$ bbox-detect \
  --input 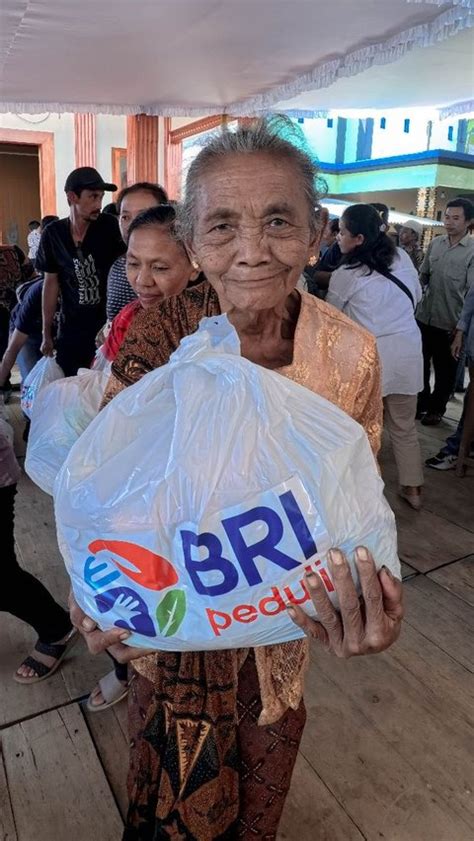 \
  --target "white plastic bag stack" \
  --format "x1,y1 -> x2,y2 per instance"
25,367 -> 111,495
21,356 -> 64,419
54,315 -> 400,652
